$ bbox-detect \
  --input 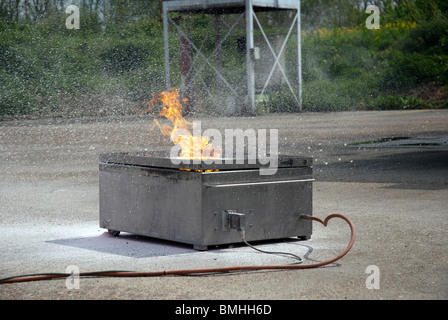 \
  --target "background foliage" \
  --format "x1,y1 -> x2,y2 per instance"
1,0 -> 447,118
